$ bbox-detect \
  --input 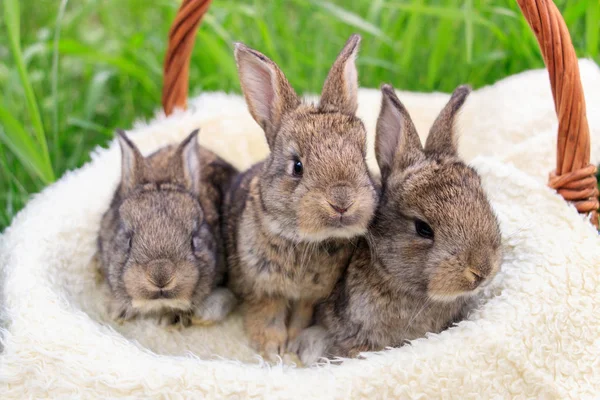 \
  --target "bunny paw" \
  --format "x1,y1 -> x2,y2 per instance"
191,288 -> 238,326
287,325 -> 331,366
249,324 -> 288,362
